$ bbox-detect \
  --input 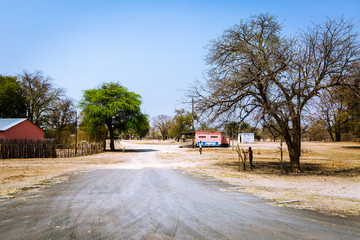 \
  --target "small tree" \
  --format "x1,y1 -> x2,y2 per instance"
313,86 -> 360,141
235,144 -> 248,171
46,98 -> 77,143
152,115 -> 172,140
168,109 -> 193,141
